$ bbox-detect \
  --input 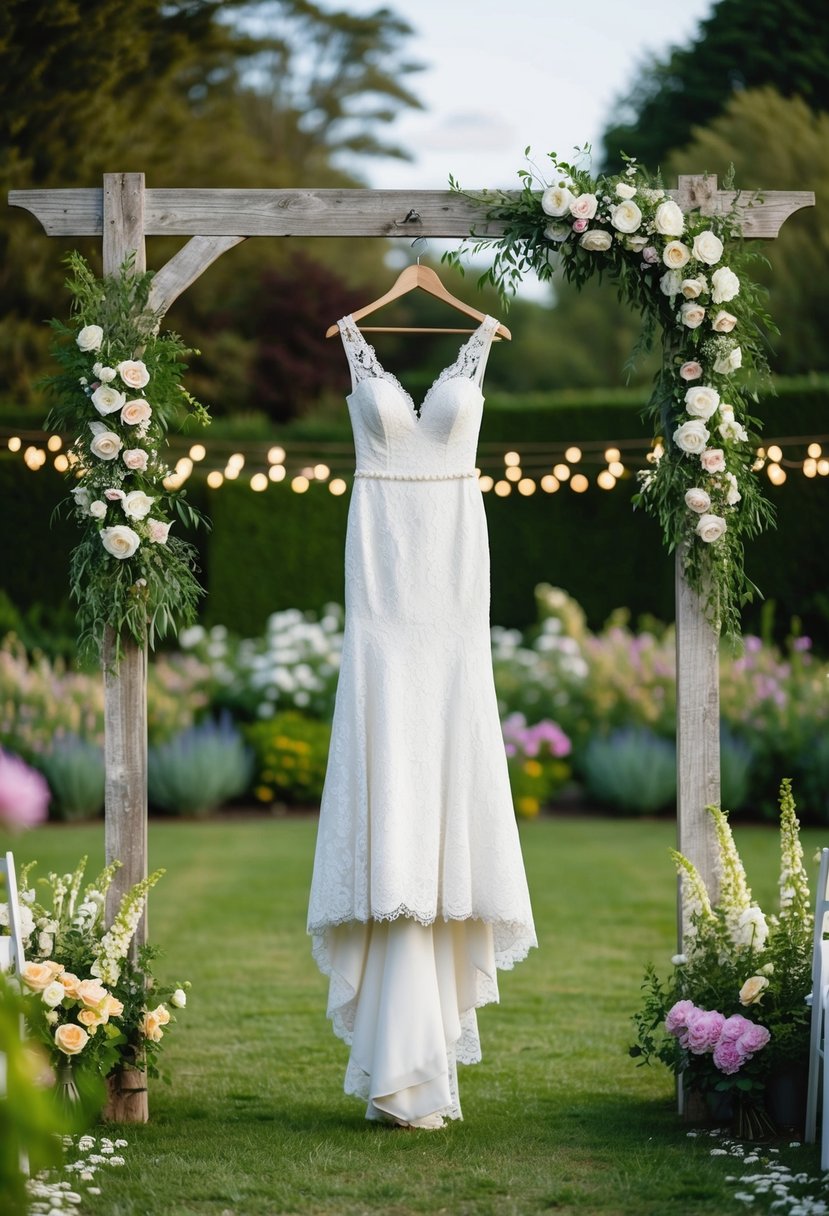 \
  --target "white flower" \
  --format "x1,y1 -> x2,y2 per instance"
625,233 -> 649,252
121,398 -> 152,427
719,418 -> 748,443
42,980 -> 66,1008
615,182 -> 637,199
610,200 -> 642,233
147,517 -> 171,544
713,346 -> 742,375
736,905 -> 768,949
543,221 -> 570,243
122,490 -> 155,520
104,488 -> 126,502
673,420 -> 710,454
684,385 -> 720,421
90,385 -> 127,416
712,309 -> 737,334
696,512 -> 727,543
692,230 -> 724,265
122,448 -> 148,472
89,427 -> 123,461
681,276 -> 707,299
570,192 -> 598,220
171,988 -> 187,1008
579,229 -> 612,252
663,240 -> 691,269
116,360 -> 150,390
654,199 -> 685,236
101,526 -> 140,560
700,447 -> 726,473
685,488 -> 711,514
711,266 -> 740,303
640,187 -> 665,203
541,185 -> 574,217
93,363 -> 117,383
89,500 -> 107,520
72,485 -> 92,513
45,1009 -> 59,1025
680,301 -> 706,329
76,325 -> 103,352
660,270 -> 683,297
